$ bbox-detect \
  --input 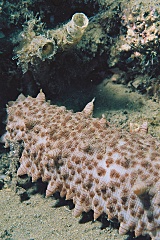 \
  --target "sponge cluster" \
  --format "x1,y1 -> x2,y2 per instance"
3,91 -> 160,240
